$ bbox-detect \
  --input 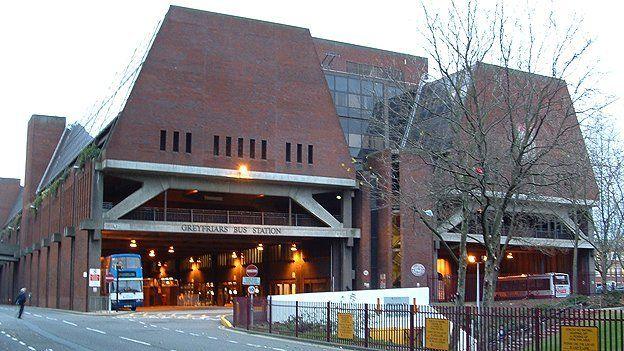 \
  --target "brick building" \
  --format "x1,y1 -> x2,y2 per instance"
0,6 -> 596,311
